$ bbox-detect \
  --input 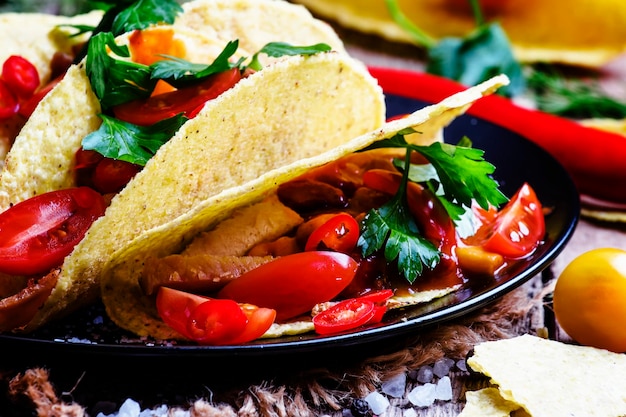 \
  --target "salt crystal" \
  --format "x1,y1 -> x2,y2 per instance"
116,398 -> 141,417
381,373 -> 407,398
364,391 -> 390,415
416,365 -> 433,383
403,407 -> 418,417
434,376 -> 452,401
433,358 -> 455,378
407,383 -> 436,407
456,359 -> 468,372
